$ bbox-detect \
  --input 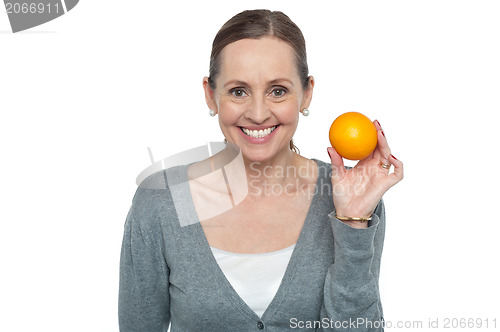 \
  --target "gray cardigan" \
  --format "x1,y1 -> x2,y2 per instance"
119,159 -> 385,331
